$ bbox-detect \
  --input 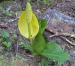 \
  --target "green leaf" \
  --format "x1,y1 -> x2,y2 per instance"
39,19 -> 47,34
1,31 -> 11,49
1,31 -> 9,39
2,41 -> 11,49
32,33 -> 46,55
4,11 -> 13,16
20,43 -> 32,52
41,42 -> 70,66
31,19 -> 47,55
41,58 -> 49,66
43,0 -> 54,6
